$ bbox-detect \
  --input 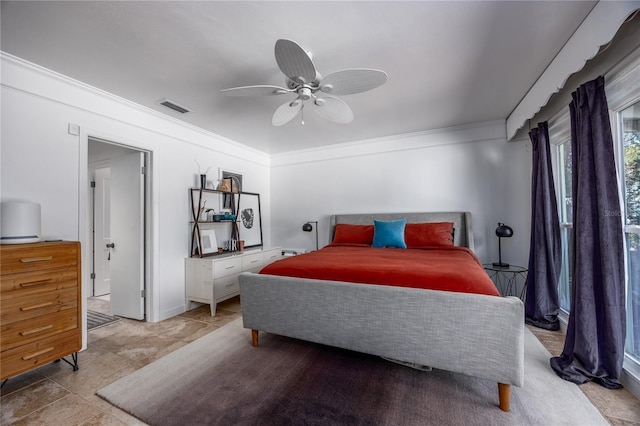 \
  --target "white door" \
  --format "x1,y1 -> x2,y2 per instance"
109,152 -> 145,320
94,167 -> 111,296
